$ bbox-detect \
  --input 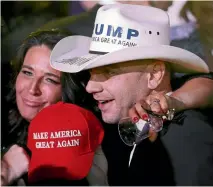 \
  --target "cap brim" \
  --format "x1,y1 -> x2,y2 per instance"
51,36 -> 209,74
28,151 -> 96,183
68,151 -> 95,180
